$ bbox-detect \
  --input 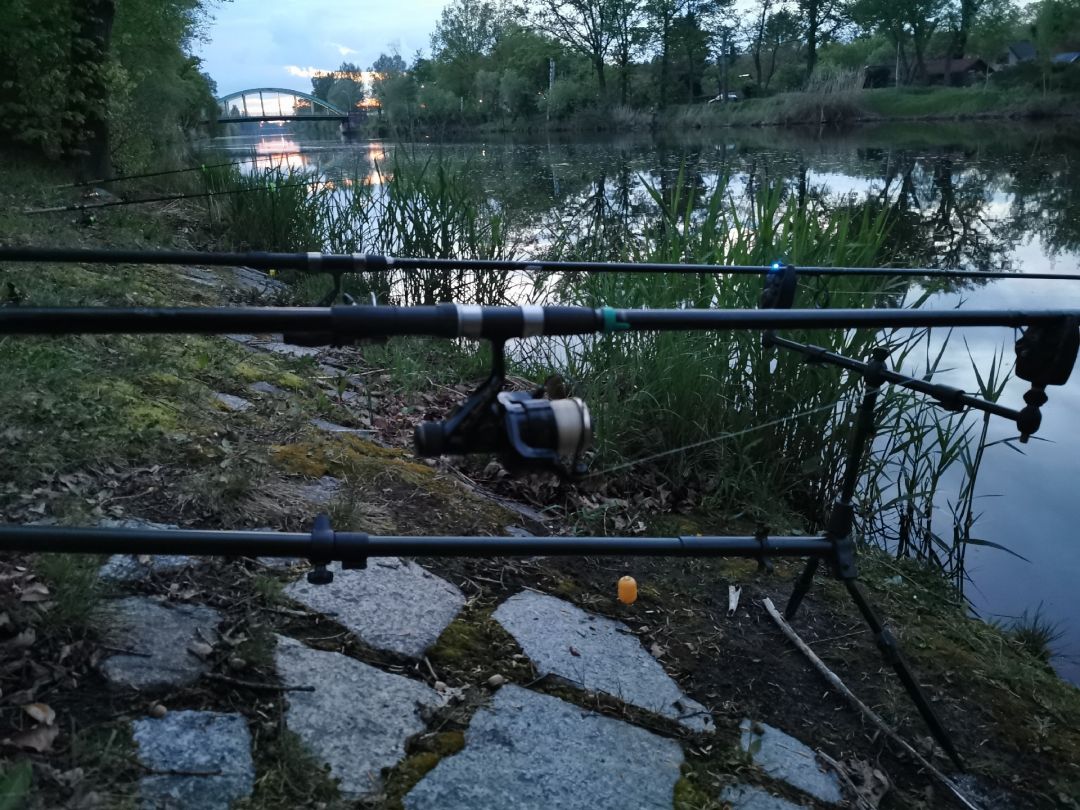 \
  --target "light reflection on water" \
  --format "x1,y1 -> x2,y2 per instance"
207,126 -> 1080,682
